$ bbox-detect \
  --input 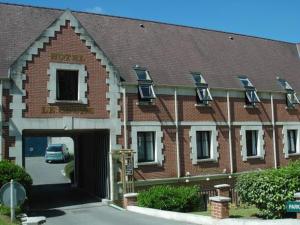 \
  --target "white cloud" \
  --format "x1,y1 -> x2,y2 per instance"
85,6 -> 104,14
